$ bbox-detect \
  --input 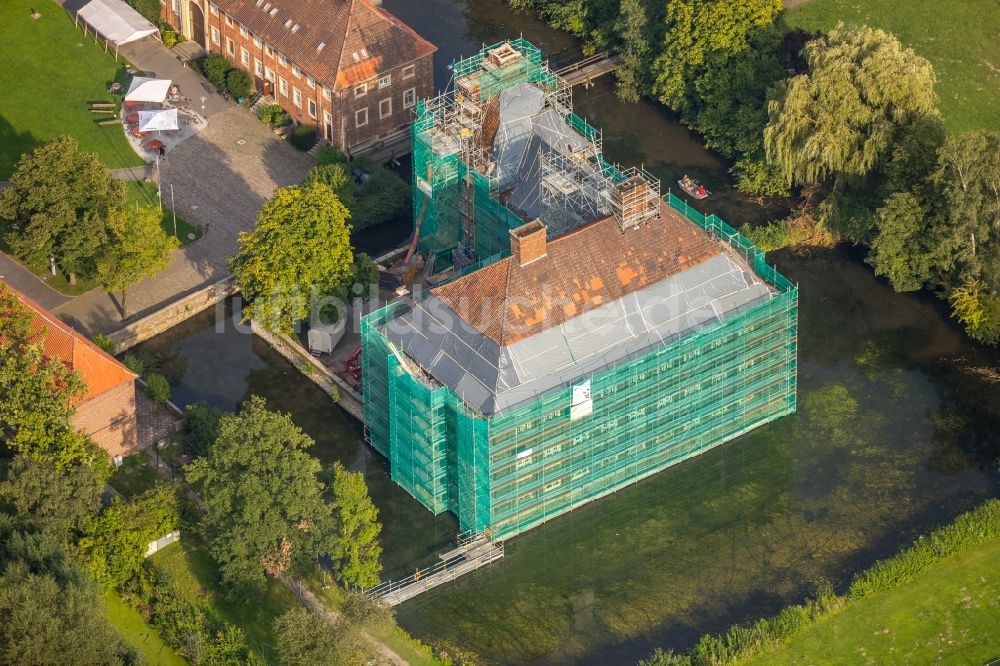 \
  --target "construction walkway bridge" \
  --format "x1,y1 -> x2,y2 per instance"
365,532 -> 504,605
